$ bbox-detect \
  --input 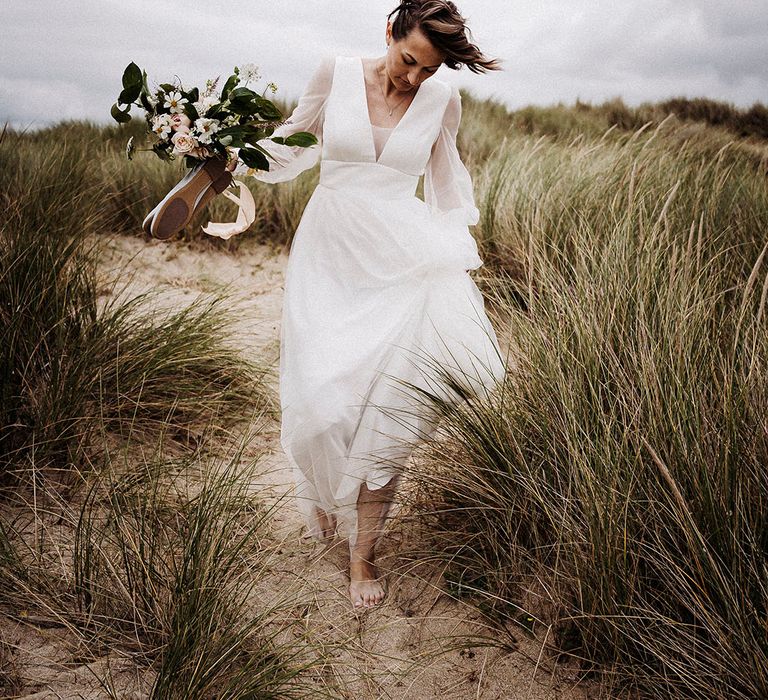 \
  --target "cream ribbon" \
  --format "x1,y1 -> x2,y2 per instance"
201,179 -> 256,240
